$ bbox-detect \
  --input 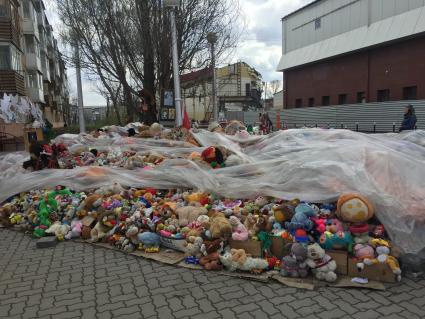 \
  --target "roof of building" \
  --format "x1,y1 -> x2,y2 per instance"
281,0 -> 322,21
180,67 -> 213,83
